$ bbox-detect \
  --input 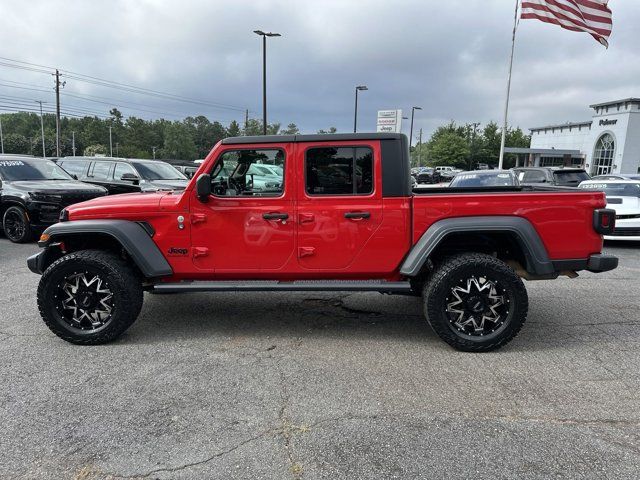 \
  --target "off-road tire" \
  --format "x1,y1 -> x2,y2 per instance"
423,253 -> 528,352
37,249 -> 144,344
3,205 -> 32,243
